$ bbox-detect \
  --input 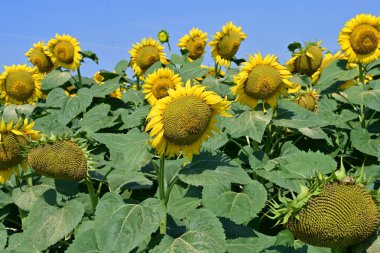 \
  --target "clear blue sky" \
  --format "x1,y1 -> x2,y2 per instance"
1,0 -> 379,77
